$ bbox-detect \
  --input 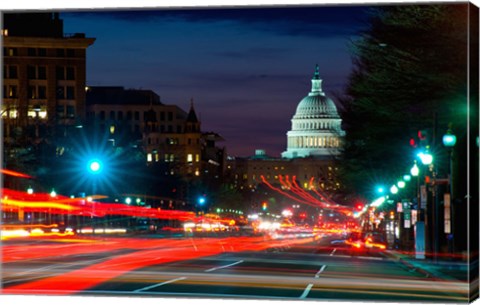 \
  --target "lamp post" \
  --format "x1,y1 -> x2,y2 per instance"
443,126 -> 456,255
